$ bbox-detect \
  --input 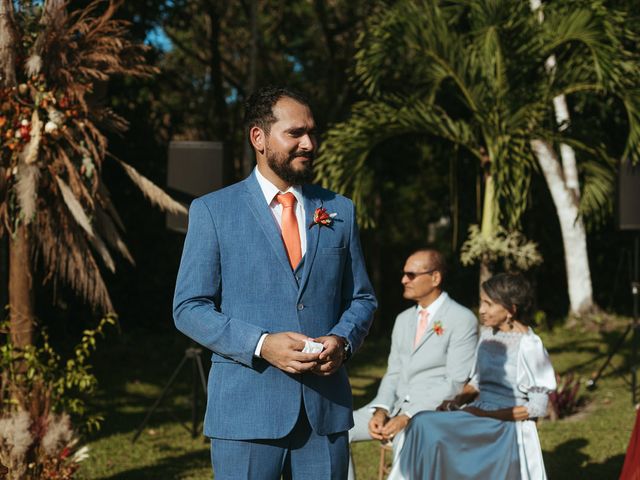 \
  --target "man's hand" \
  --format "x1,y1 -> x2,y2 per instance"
368,408 -> 389,441
380,414 -> 410,441
261,332 -> 320,374
311,335 -> 345,376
